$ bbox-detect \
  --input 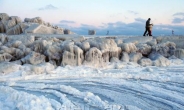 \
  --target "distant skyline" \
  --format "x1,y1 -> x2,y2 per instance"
0,0 -> 184,35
